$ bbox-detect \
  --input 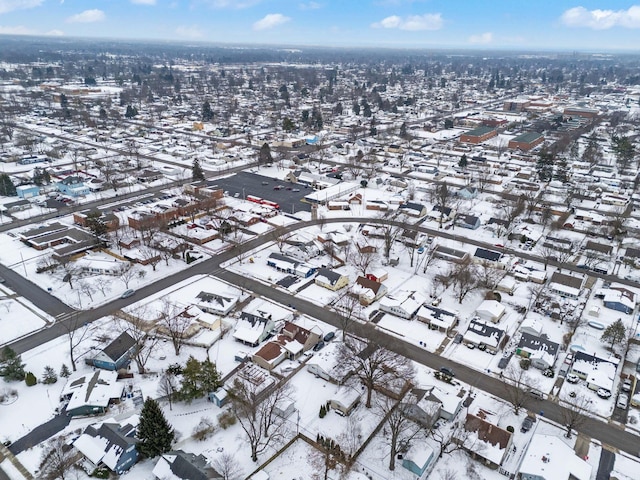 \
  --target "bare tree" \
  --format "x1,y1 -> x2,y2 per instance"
476,261 -> 506,291
118,264 -> 137,289
63,314 -> 93,372
227,377 -> 293,462
141,246 -> 161,272
430,421 -> 474,459
94,277 -> 112,297
334,292 -> 362,339
560,392 -> 590,438
115,307 -> 159,374
78,280 -> 95,303
159,300 -> 191,356
38,435 -> 79,480
502,365 -> 537,415
434,183 -> 453,229
352,247 -> 378,277
336,415 -> 362,460
377,214 -> 402,259
338,338 -> 415,408
308,445 -> 339,480
500,194 -> 526,227
157,372 -> 179,411
376,394 -> 422,471
212,452 -> 244,480
522,190 -> 543,219
449,258 -> 480,303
